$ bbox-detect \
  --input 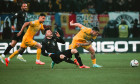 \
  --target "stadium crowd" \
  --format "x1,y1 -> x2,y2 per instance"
0,0 -> 140,40
0,0 -> 139,14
